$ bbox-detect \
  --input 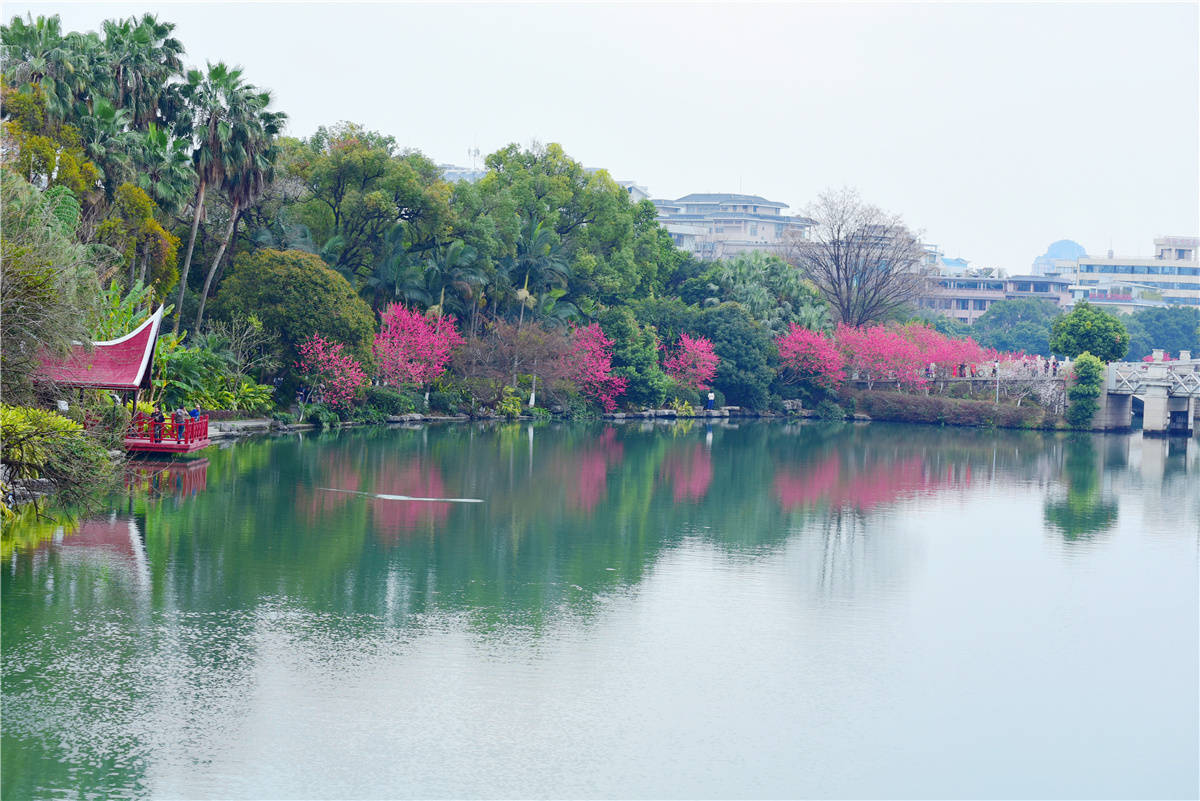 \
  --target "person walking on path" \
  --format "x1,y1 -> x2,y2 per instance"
706,392 -> 715,411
